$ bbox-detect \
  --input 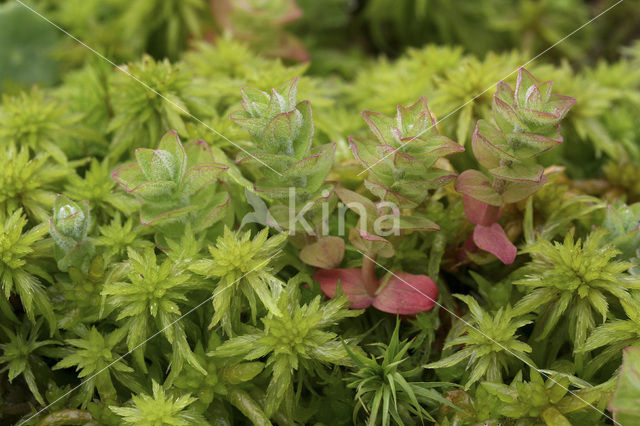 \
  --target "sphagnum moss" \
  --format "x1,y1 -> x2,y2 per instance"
1,13 -> 640,425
